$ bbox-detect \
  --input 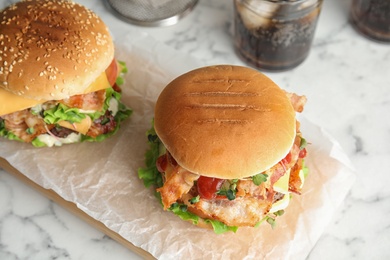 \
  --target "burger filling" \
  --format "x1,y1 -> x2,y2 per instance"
0,60 -> 132,147
139,93 -> 308,234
